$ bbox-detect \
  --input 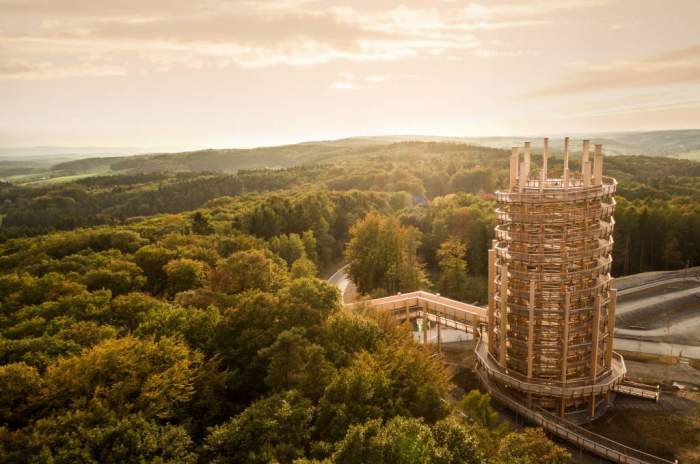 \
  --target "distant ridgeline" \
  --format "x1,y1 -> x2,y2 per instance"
1,140 -> 699,278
